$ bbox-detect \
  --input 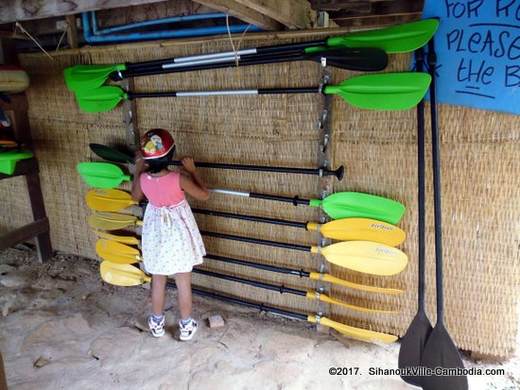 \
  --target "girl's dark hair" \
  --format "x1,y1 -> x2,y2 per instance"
146,146 -> 175,173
